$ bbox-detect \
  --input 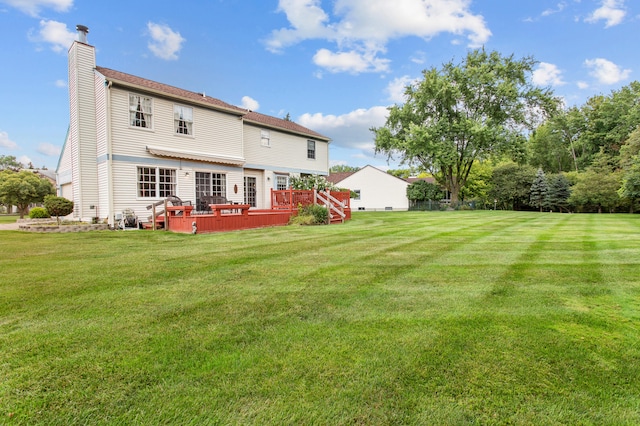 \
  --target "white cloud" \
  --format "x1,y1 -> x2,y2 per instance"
240,96 -> 260,111
532,62 -> 565,87
385,76 -> 416,104
577,81 -> 589,89
147,22 -> 185,61
29,20 -> 75,53
410,51 -> 427,65
37,142 -> 61,156
265,0 -> 491,74
0,131 -> 18,149
298,106 -> 388,151
542,2 -> 567,17
585,0 -> 626,27
0,0 -> 72,17
54,79 -> 66,88
584,58 -> 631,85
313,48 -> 390,73
18,155 -> 31,166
